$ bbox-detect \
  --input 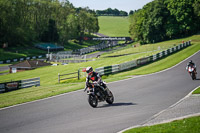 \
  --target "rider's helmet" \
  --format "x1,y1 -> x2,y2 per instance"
189,60 -> 193,64
86,67 -> 93,75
